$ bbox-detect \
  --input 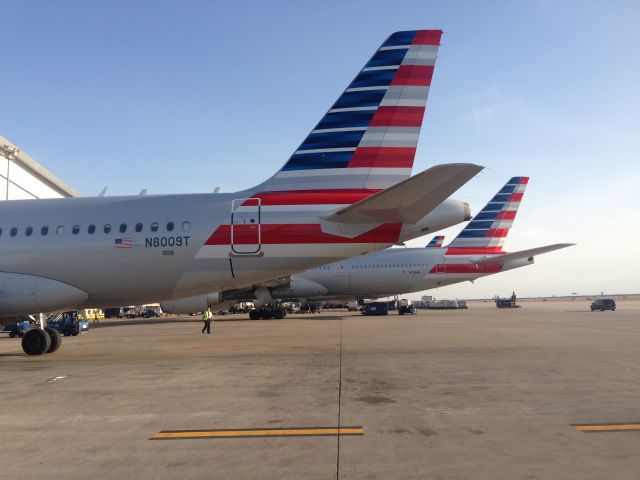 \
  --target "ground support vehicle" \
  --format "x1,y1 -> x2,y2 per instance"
591,299 -> 616,311
495,298 -> 519,308
2,321 -> 30,338
362,302 -> 389,316
47,312 -> 89,336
